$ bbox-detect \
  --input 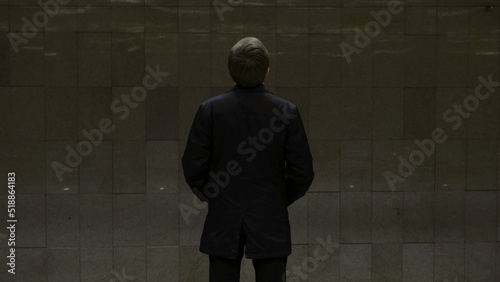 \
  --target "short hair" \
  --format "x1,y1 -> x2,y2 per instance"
227,37 -> 270,87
